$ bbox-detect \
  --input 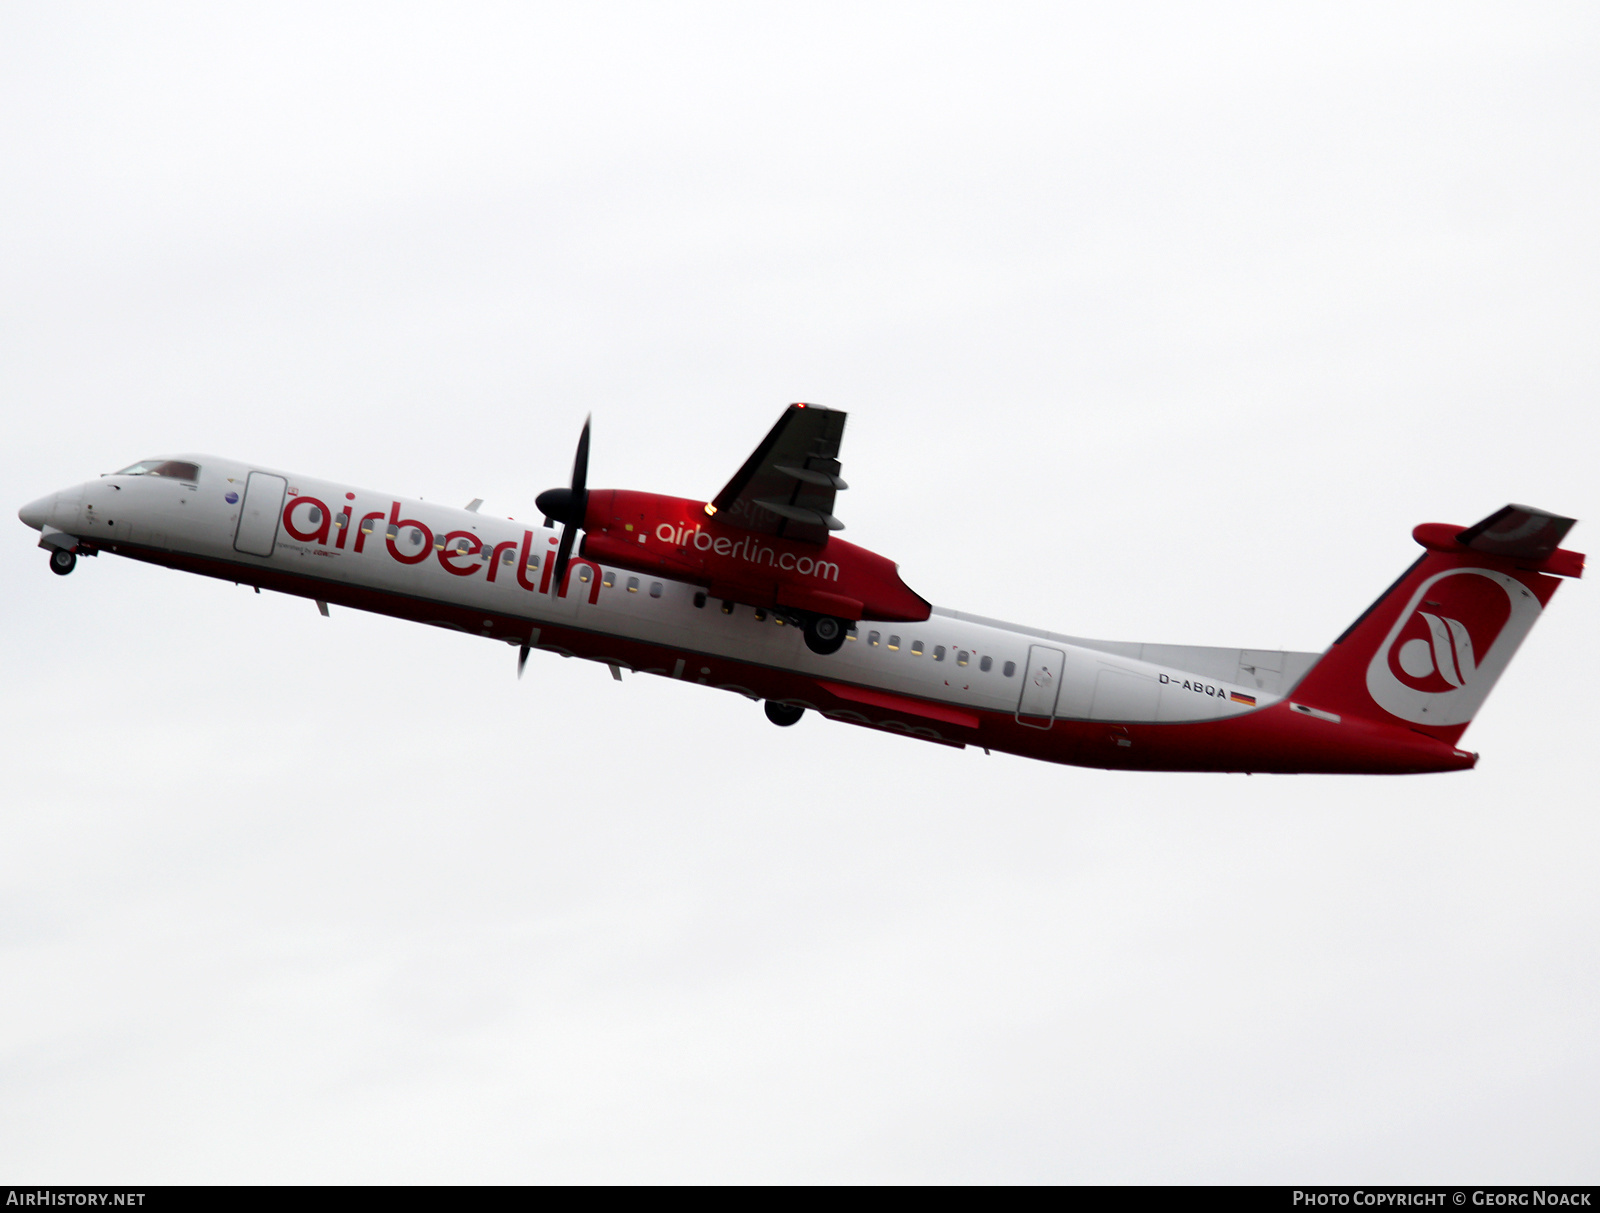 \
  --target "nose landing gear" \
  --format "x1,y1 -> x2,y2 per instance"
49,548 -> 77,576
764,700 -> 805,727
